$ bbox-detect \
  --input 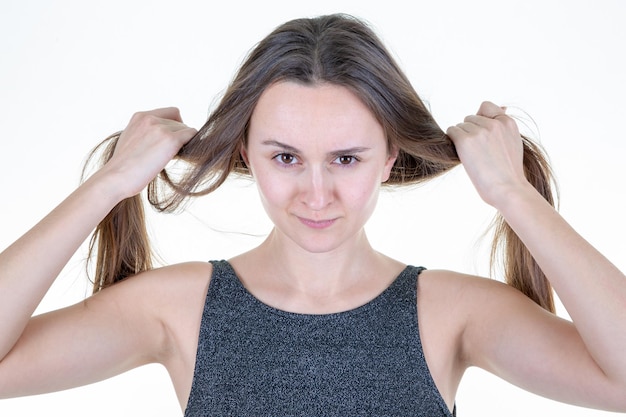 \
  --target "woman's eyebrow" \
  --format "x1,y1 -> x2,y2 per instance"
262,139 -> 371,156
262,140 -> 300,154
329,147 -> 371,157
